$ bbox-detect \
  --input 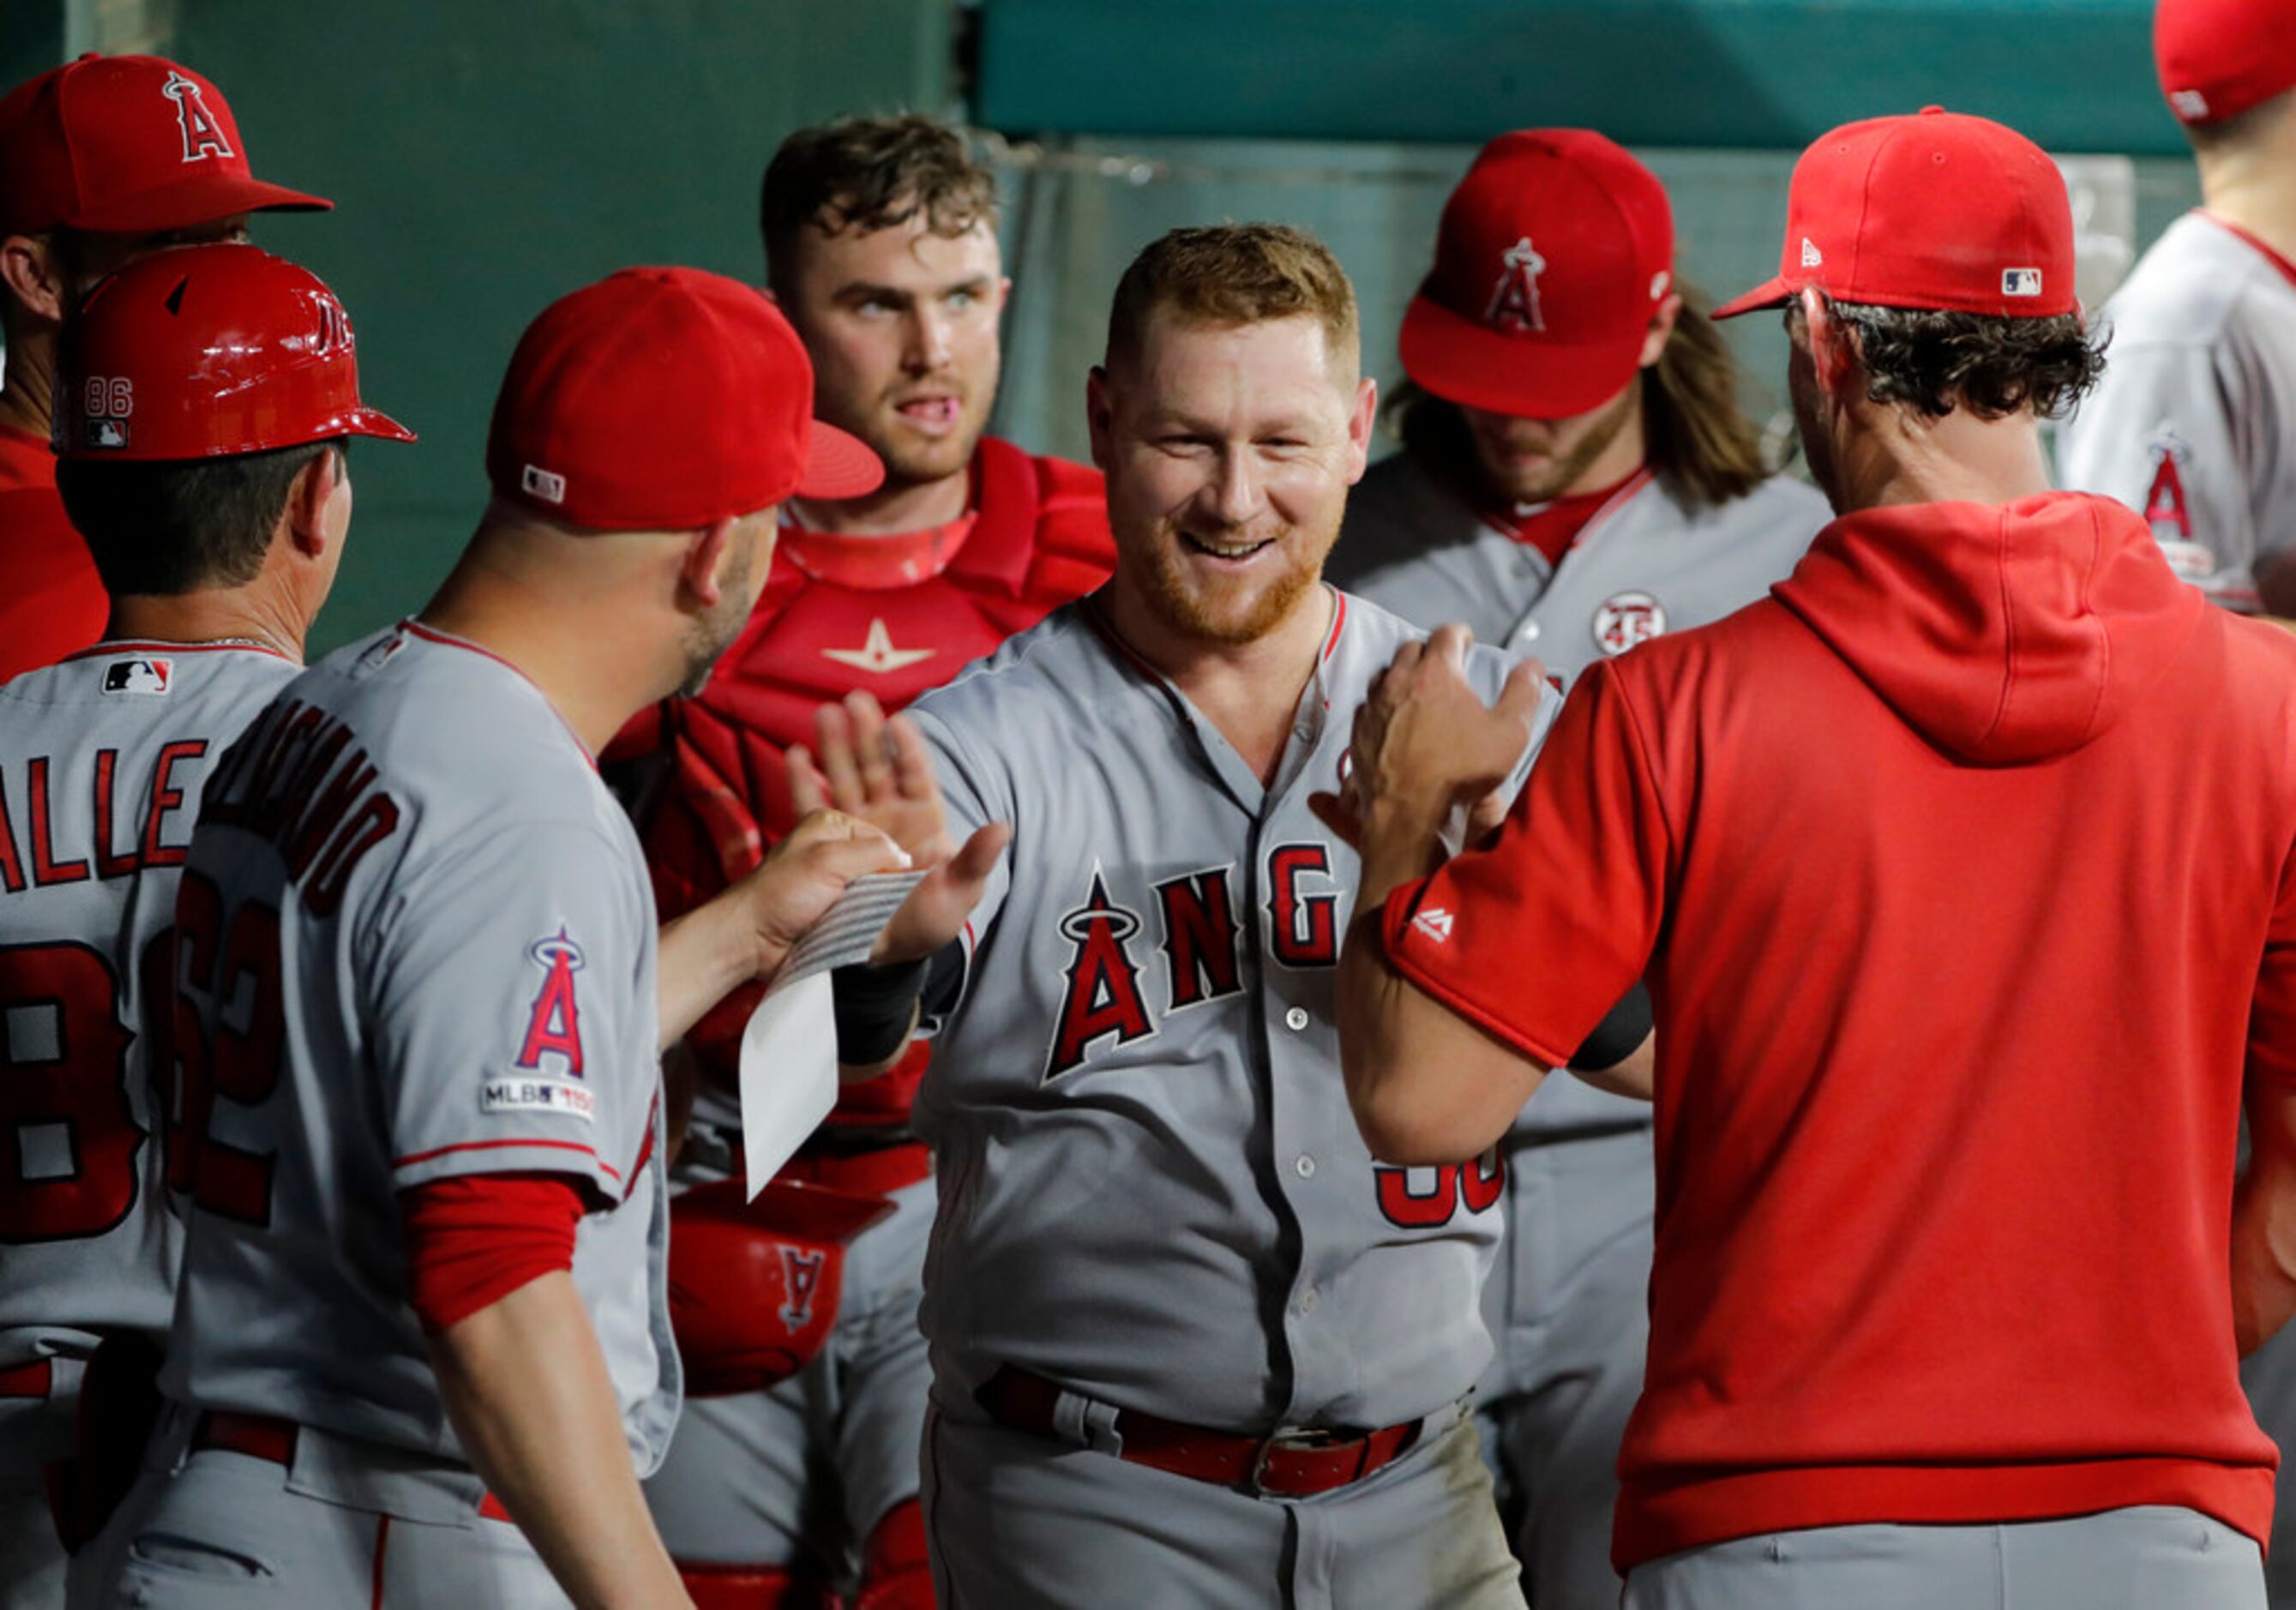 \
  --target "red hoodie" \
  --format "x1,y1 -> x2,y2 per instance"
1384,490 -> 2296,1570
